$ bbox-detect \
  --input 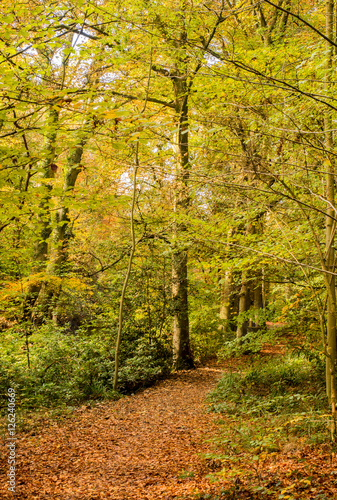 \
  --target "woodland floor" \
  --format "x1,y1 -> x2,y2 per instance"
1,355 -> 337,499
